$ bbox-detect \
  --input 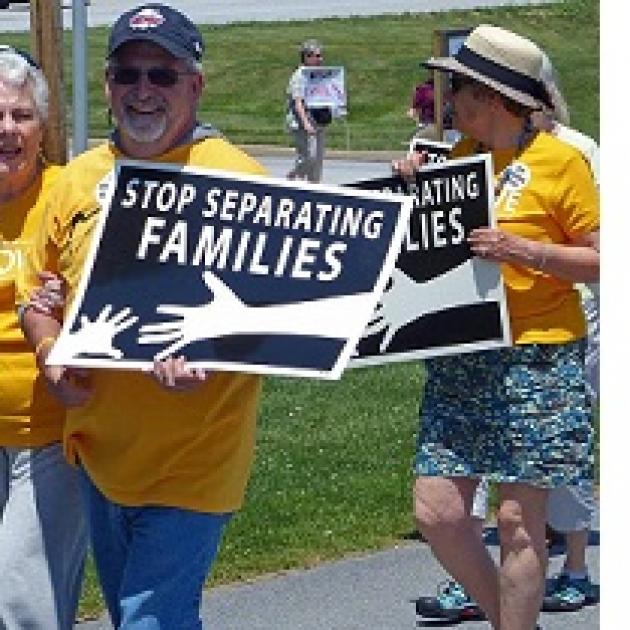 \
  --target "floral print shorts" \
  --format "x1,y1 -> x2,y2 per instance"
414,340 -> 594,489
